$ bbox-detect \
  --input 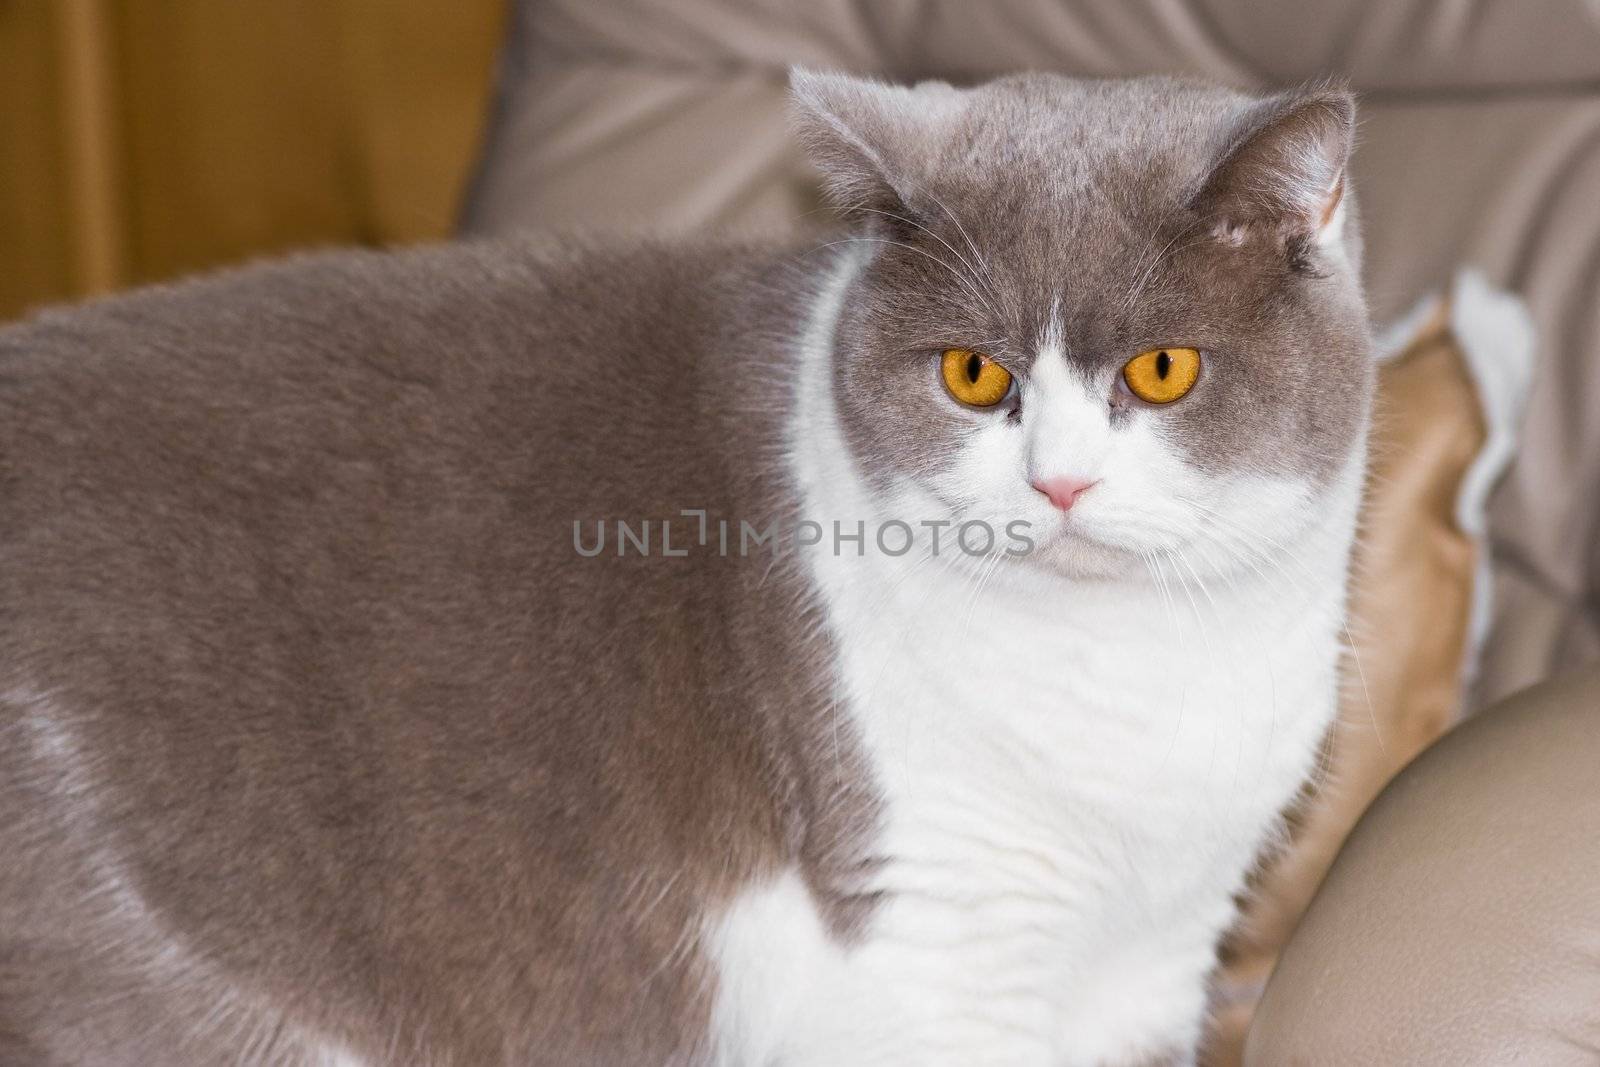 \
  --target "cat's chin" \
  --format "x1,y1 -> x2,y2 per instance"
1019,528 -> 1147,581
